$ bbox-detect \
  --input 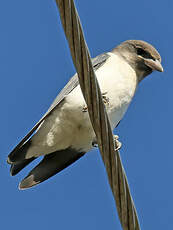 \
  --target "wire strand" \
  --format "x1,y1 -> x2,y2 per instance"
55,1 -> 141,229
